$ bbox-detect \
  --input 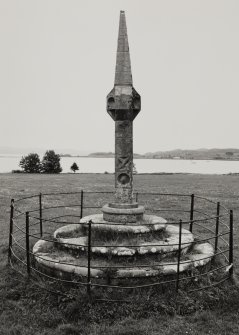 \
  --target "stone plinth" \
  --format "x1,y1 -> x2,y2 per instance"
102,204 -> 144,223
